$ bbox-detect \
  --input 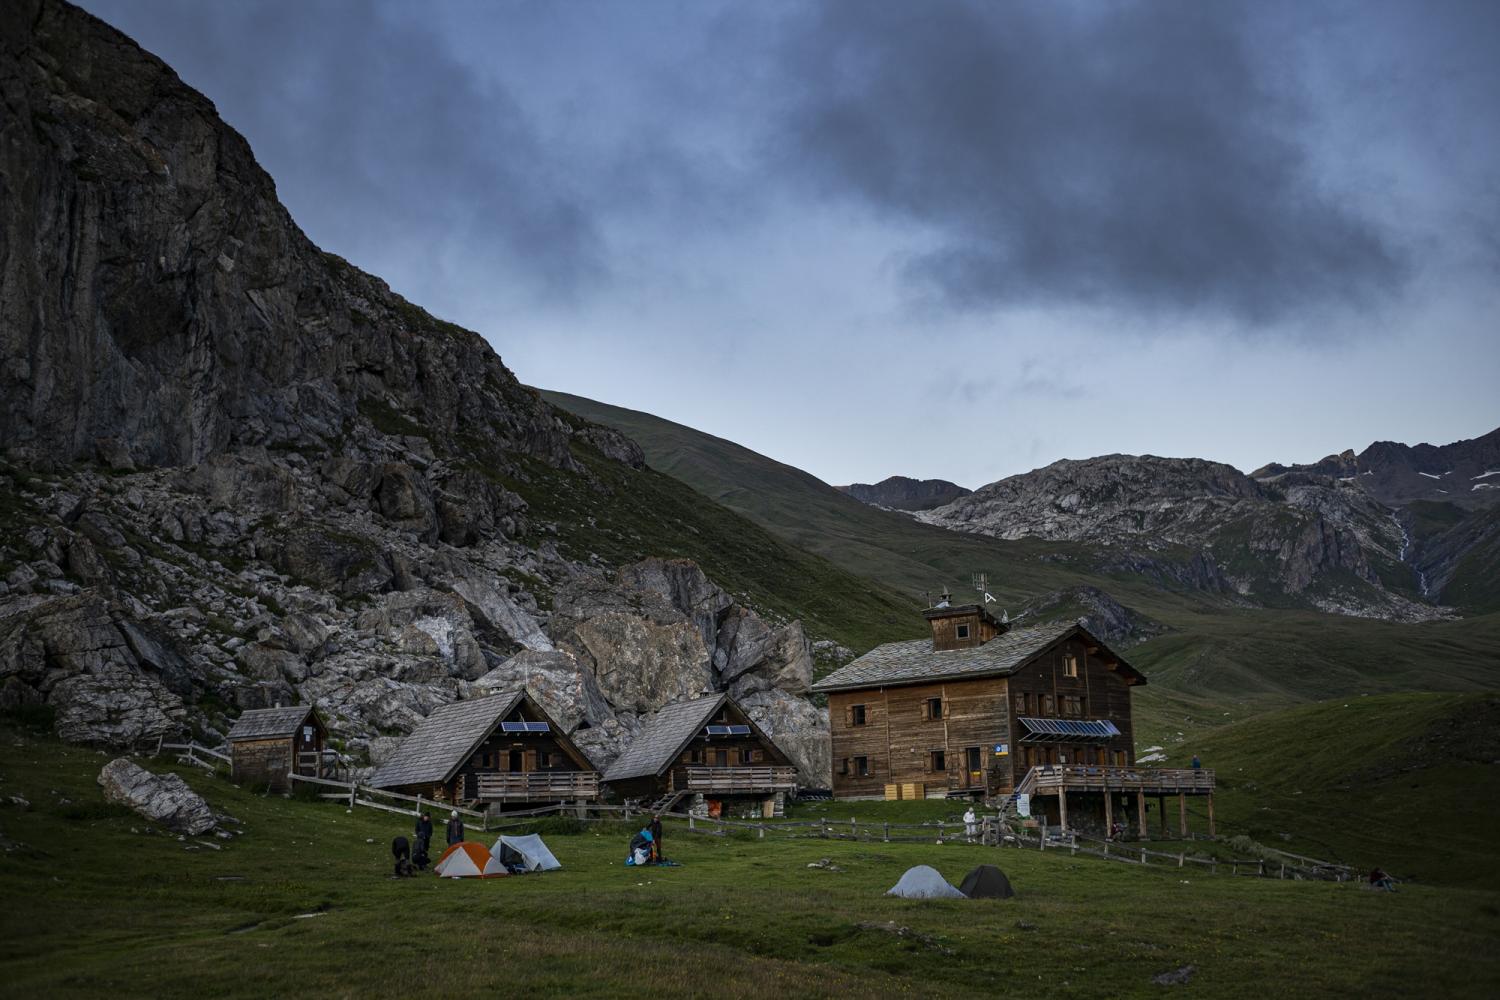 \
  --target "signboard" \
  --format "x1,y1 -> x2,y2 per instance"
993,743 -> 1008,756
1015,793 -> 1031,818
302,725 -> 313,743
